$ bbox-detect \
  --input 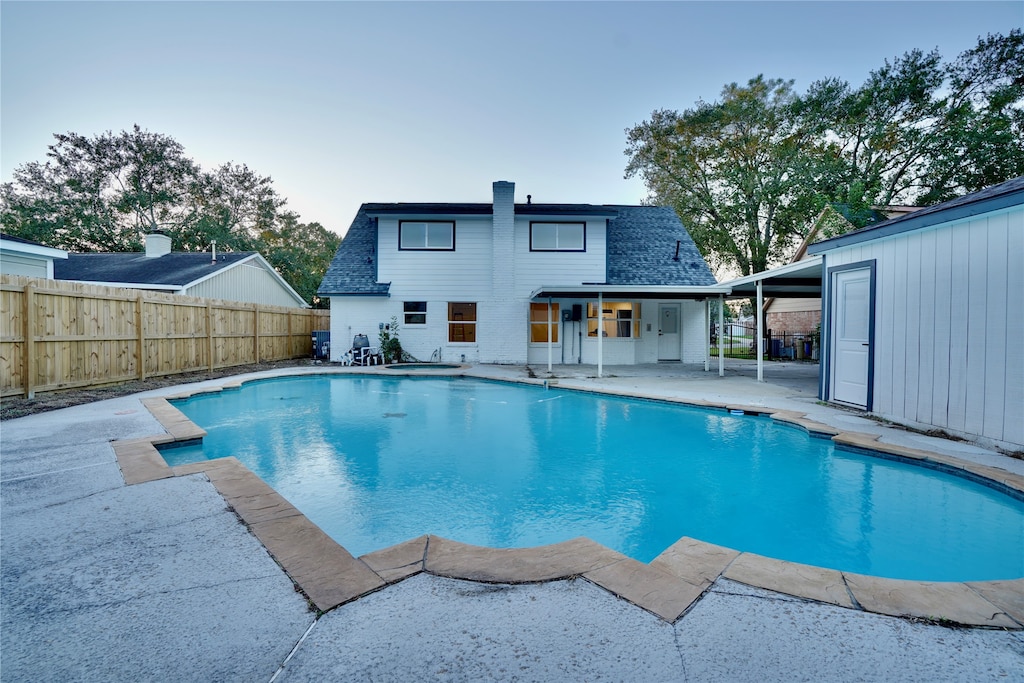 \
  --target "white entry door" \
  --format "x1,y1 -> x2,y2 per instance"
658,304 -> 681,361
830,268 -> 872,408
